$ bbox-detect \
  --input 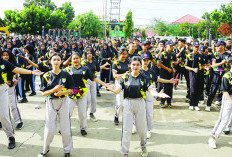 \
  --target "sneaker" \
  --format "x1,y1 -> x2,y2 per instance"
185,98 -> 190,103
195,106 -> 200,111
97,92 -> 101,97
189,106 -> 194,111
37,150 -> 49,157
81,130 -> 87,137
132,125 -> 136,134
215,101 -> 221,105
114,116 -> 119,125
15,122 -> 24,130
8,136 -> 15,149
141,147 -> 148,157
29,92 -> 36,96
223,130 -> 230,135
147,131 -> 151,139
167,103 -> 172,108
18,98 -> 28,103
0,122 -> 2,129
205,106 -> 211,112
208,137 -> 216,149
90,113 -> 97,122
199,100 -> 205,105
64,153 -> 70,157
160,102 -> 167,108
